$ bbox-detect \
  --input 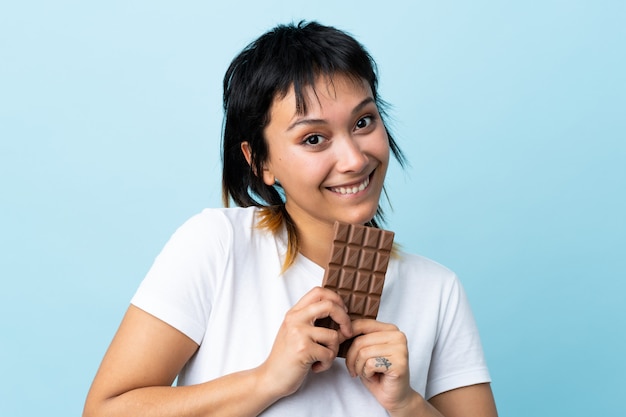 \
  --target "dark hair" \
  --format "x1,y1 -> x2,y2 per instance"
221,21 -> 406,268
